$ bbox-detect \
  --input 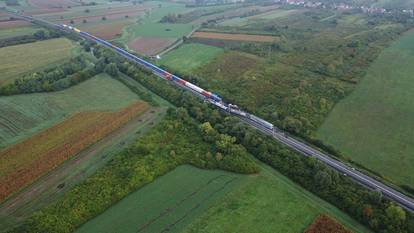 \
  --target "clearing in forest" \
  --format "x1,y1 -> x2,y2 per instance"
0,102 -> 149,203
317,31 -> 414,188
0,38 -> 75,85
191,31 -> 279,43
